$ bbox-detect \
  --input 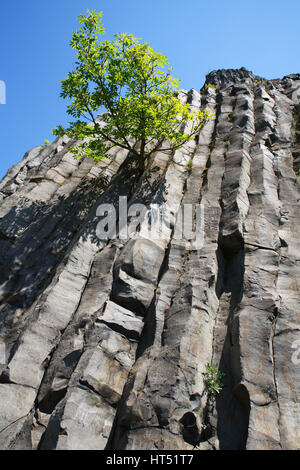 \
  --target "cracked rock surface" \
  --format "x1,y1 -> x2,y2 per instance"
0,68 -> 299,450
